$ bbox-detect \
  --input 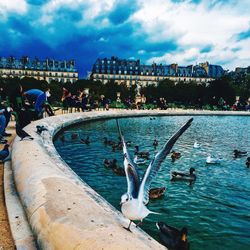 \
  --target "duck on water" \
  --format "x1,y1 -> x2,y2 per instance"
171,167 -> 196,185
156,222 -> 189,250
